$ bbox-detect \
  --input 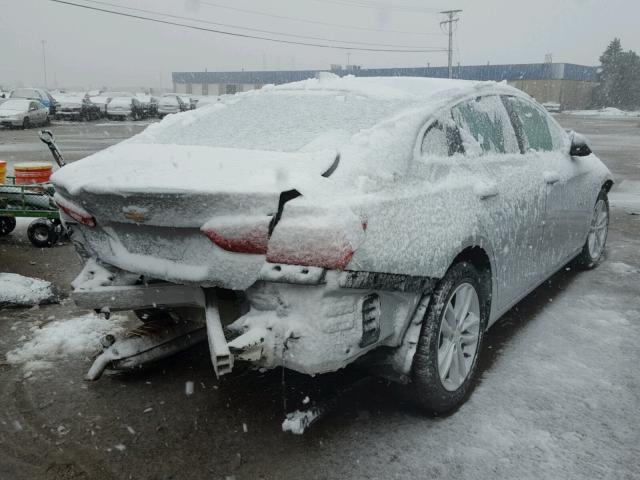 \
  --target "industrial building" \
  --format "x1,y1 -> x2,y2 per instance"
173,62 -> 598,110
